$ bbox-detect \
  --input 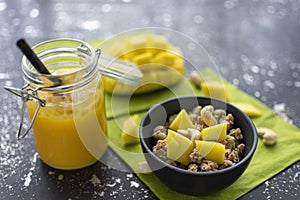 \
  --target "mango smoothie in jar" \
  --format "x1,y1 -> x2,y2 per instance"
22,39 -> 107,170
